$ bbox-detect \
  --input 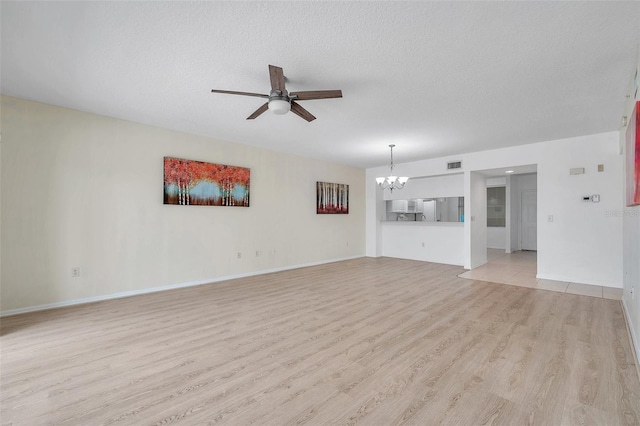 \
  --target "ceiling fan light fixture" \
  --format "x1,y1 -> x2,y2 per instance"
268,98 -> 291,115
211,65 -> 342,122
